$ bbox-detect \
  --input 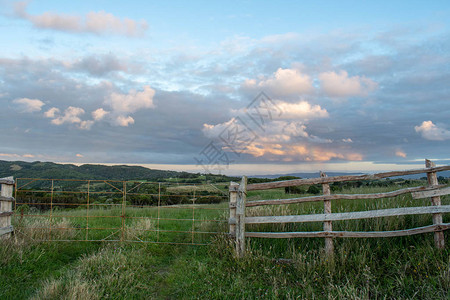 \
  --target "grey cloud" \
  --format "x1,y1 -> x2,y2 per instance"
1,27 -> 450,166
70,54 -> 143,76
0,54 -> 239,164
